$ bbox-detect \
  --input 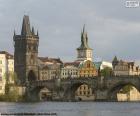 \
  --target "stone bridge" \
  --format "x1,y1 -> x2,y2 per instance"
26,76 -> 140,101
